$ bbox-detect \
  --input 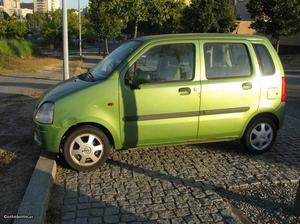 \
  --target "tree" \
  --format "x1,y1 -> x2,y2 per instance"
247,0 -> 300,52
4,18 -> 26,39
160,0 -> 186,34
214,0 -> 236,33
30,10 -> 79,48
136,0 -> 186,35
81,16 -> 98,45
182,0 -> 235,33
88,0 -> 126,54
125,0 -> 148,38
